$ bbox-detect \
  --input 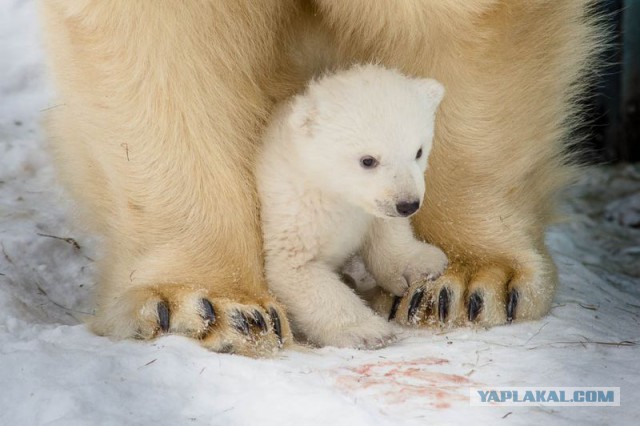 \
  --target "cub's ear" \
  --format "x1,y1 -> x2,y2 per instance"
288,94 -> 317,137
415,78 -> 445,106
